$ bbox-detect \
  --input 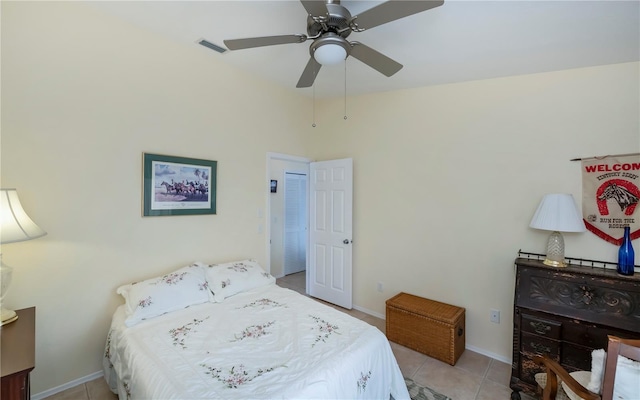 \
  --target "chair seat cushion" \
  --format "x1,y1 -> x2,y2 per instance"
534,372 -> 570,400
561,371 -> 593,400
534,371 -> 594,400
